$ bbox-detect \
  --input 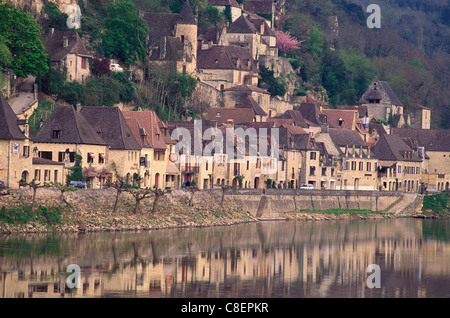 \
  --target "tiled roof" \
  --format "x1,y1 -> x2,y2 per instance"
43,30 -> 91,62
178,1 -> 197,25
79,107 -> 141,150
206,107 -> 255,125
198,45 -> 256,71
122,111 -> 168,150
321,109 -> 356,130
297,102 -> 321,125
32,105 -> 107,145
235,96 -> 267,116
391,128 -> 450,152
227,15 -> 257,34
222,84 -> 270,94
0,94 -> 26,140
372,133 -> 421,162
208,0 -> 241,8
328,128 -> 367,147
